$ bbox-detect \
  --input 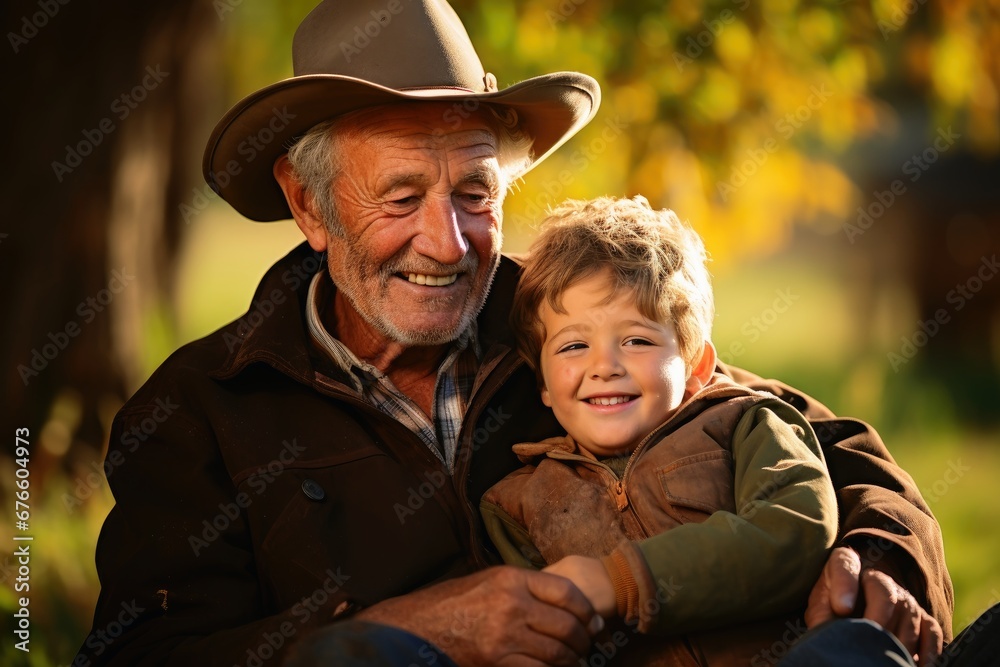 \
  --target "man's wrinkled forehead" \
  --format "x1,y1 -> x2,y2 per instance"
335,102 -> 499,151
